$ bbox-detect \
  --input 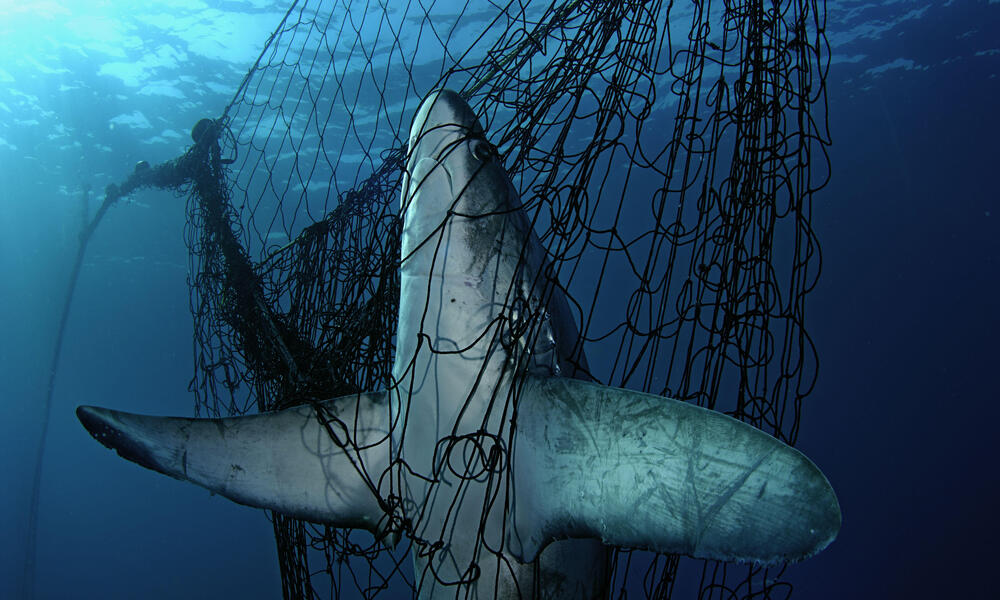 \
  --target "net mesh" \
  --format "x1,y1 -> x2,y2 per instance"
160,0 -> 832,597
